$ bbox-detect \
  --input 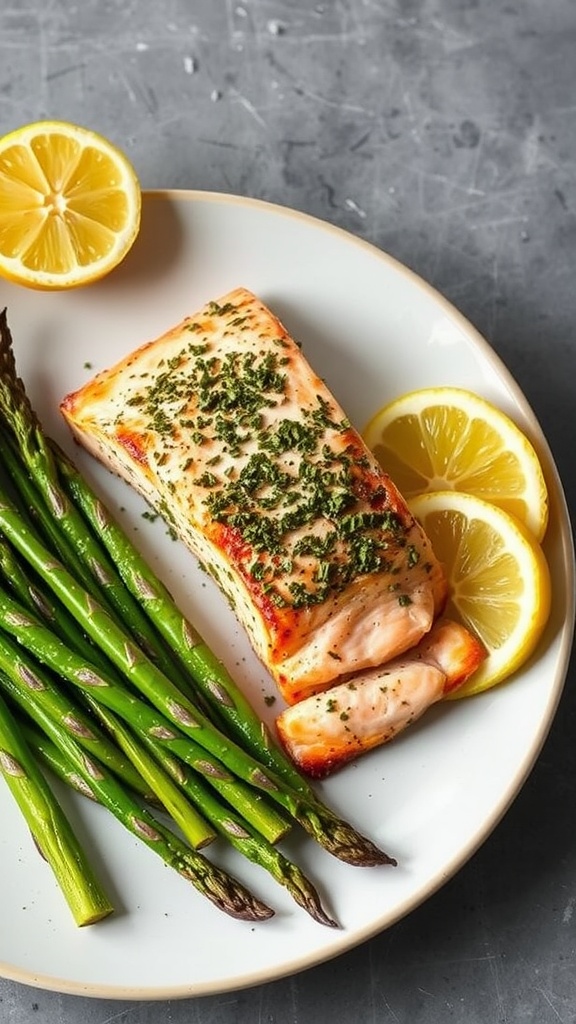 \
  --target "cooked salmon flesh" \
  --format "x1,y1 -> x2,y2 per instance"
276,618 -> 486,777
60,287 -> 448,707
60,288 -> 487,775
